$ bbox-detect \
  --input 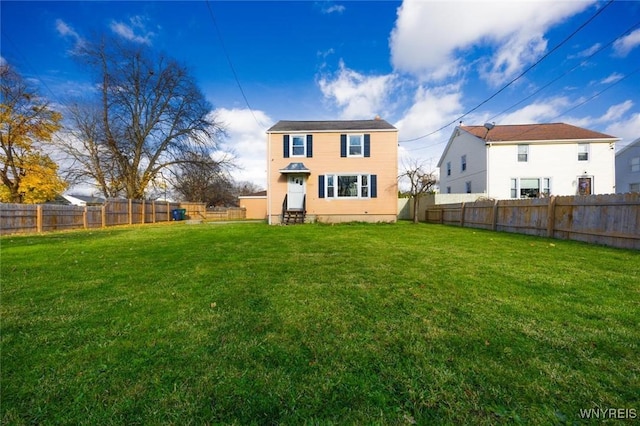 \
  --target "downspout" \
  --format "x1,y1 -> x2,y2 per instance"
267,132 -> 272,225
486,142 -> 491,197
